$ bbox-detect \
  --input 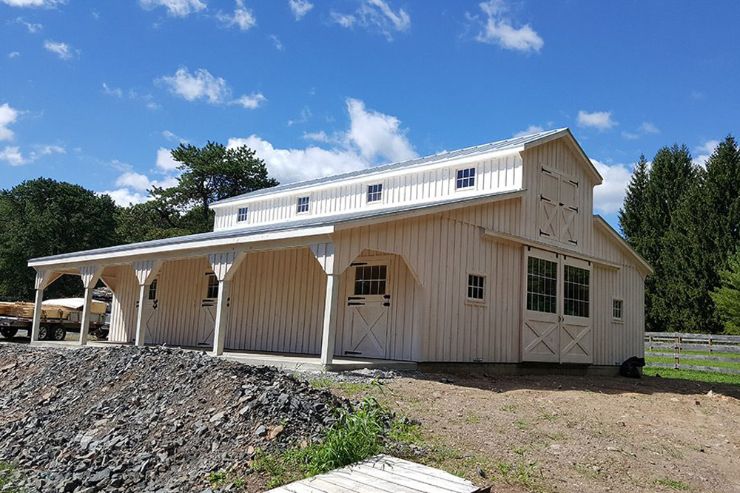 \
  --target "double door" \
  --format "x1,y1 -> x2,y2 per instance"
521,248 -> 593,364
